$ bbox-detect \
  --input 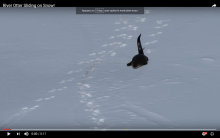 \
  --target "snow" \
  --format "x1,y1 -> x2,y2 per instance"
0,7 -> 220,130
